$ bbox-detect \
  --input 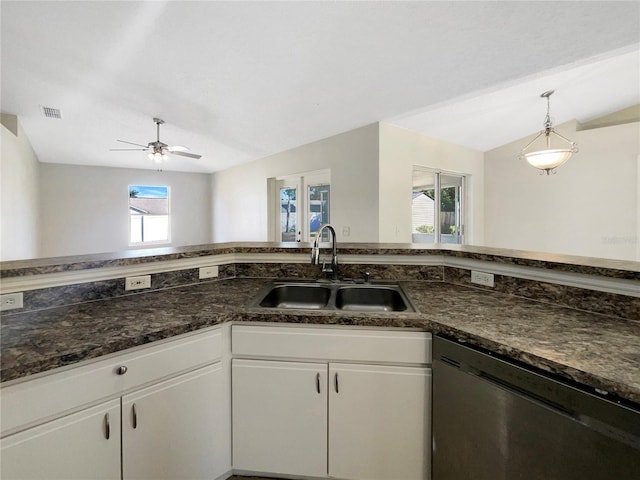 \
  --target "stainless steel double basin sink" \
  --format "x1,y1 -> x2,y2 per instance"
251,280 -> 414,312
